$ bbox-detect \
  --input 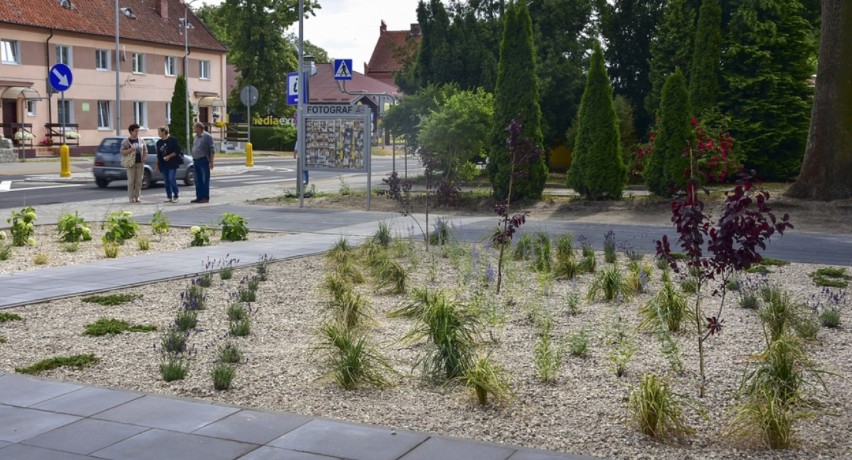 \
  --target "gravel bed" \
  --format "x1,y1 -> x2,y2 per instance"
0,237 -> 850,459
